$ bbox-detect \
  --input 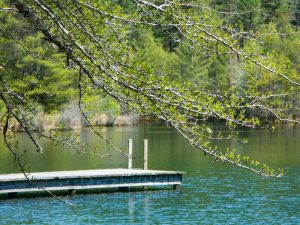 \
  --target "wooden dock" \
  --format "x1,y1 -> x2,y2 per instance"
0,169 -> 184,197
